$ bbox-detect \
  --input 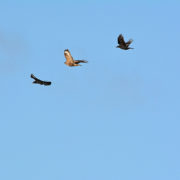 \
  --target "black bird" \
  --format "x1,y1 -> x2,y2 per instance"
116,34 -> 133,50
30,74 -> 51,86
